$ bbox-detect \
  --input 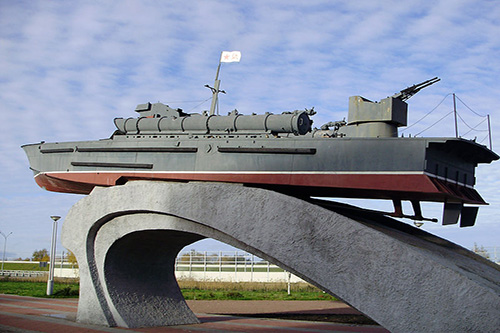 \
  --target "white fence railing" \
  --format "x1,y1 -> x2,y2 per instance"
0,270 -> 46,278
174,251 -> 304,283
2,247 -> 498,281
